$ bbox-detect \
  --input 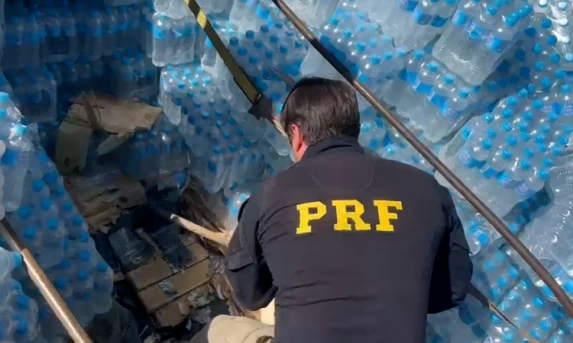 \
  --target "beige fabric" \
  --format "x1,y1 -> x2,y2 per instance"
190,315 -> 274,343
259,300 -> 276,326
